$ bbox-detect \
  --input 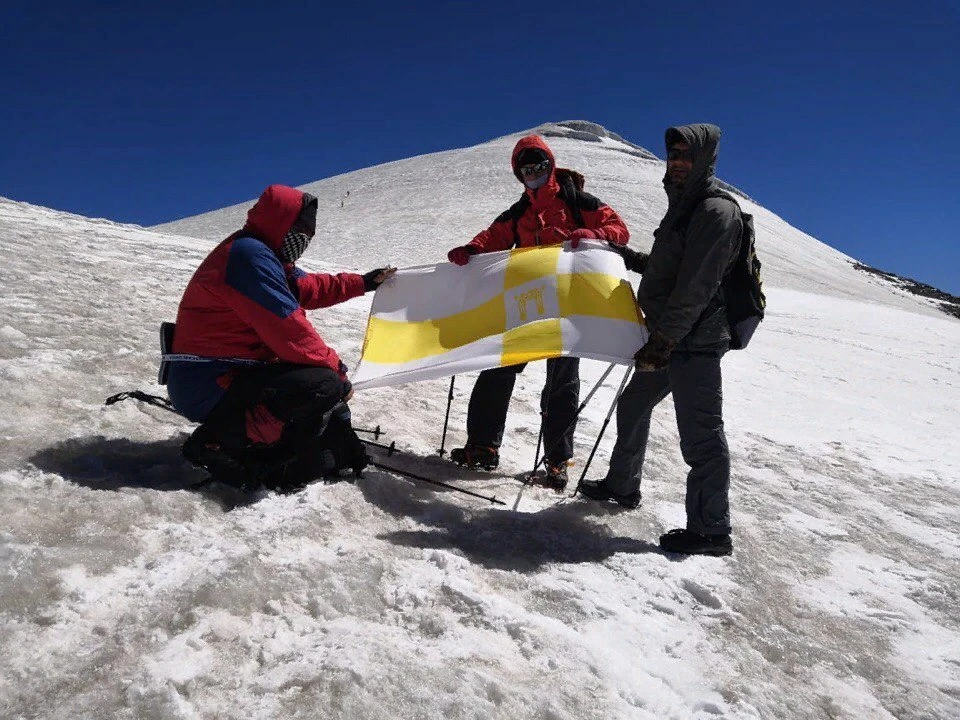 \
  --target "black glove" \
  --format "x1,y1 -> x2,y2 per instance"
341,379 -> 353,401
633,330 -> 678,371
608,242 -> 649,273
362,268 -> 388,292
